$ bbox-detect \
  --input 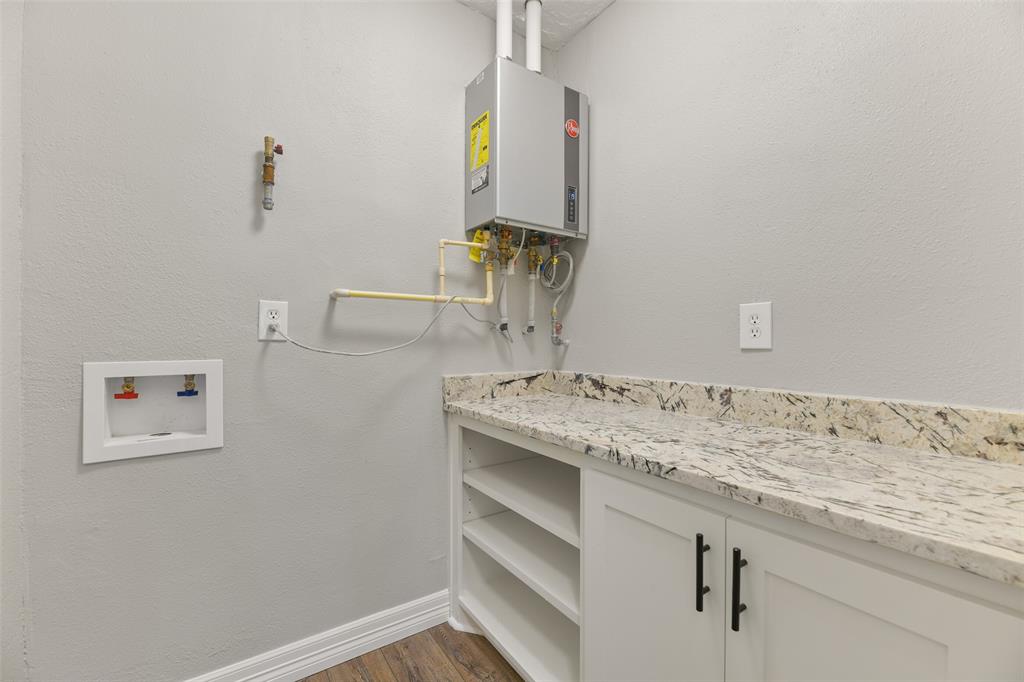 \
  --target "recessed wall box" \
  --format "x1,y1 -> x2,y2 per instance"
465,58 -> 589,239
82,360 -> 223,464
